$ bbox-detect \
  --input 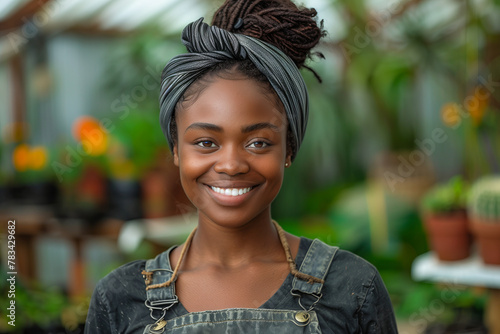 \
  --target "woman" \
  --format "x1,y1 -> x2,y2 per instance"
85,0 -> 398,332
